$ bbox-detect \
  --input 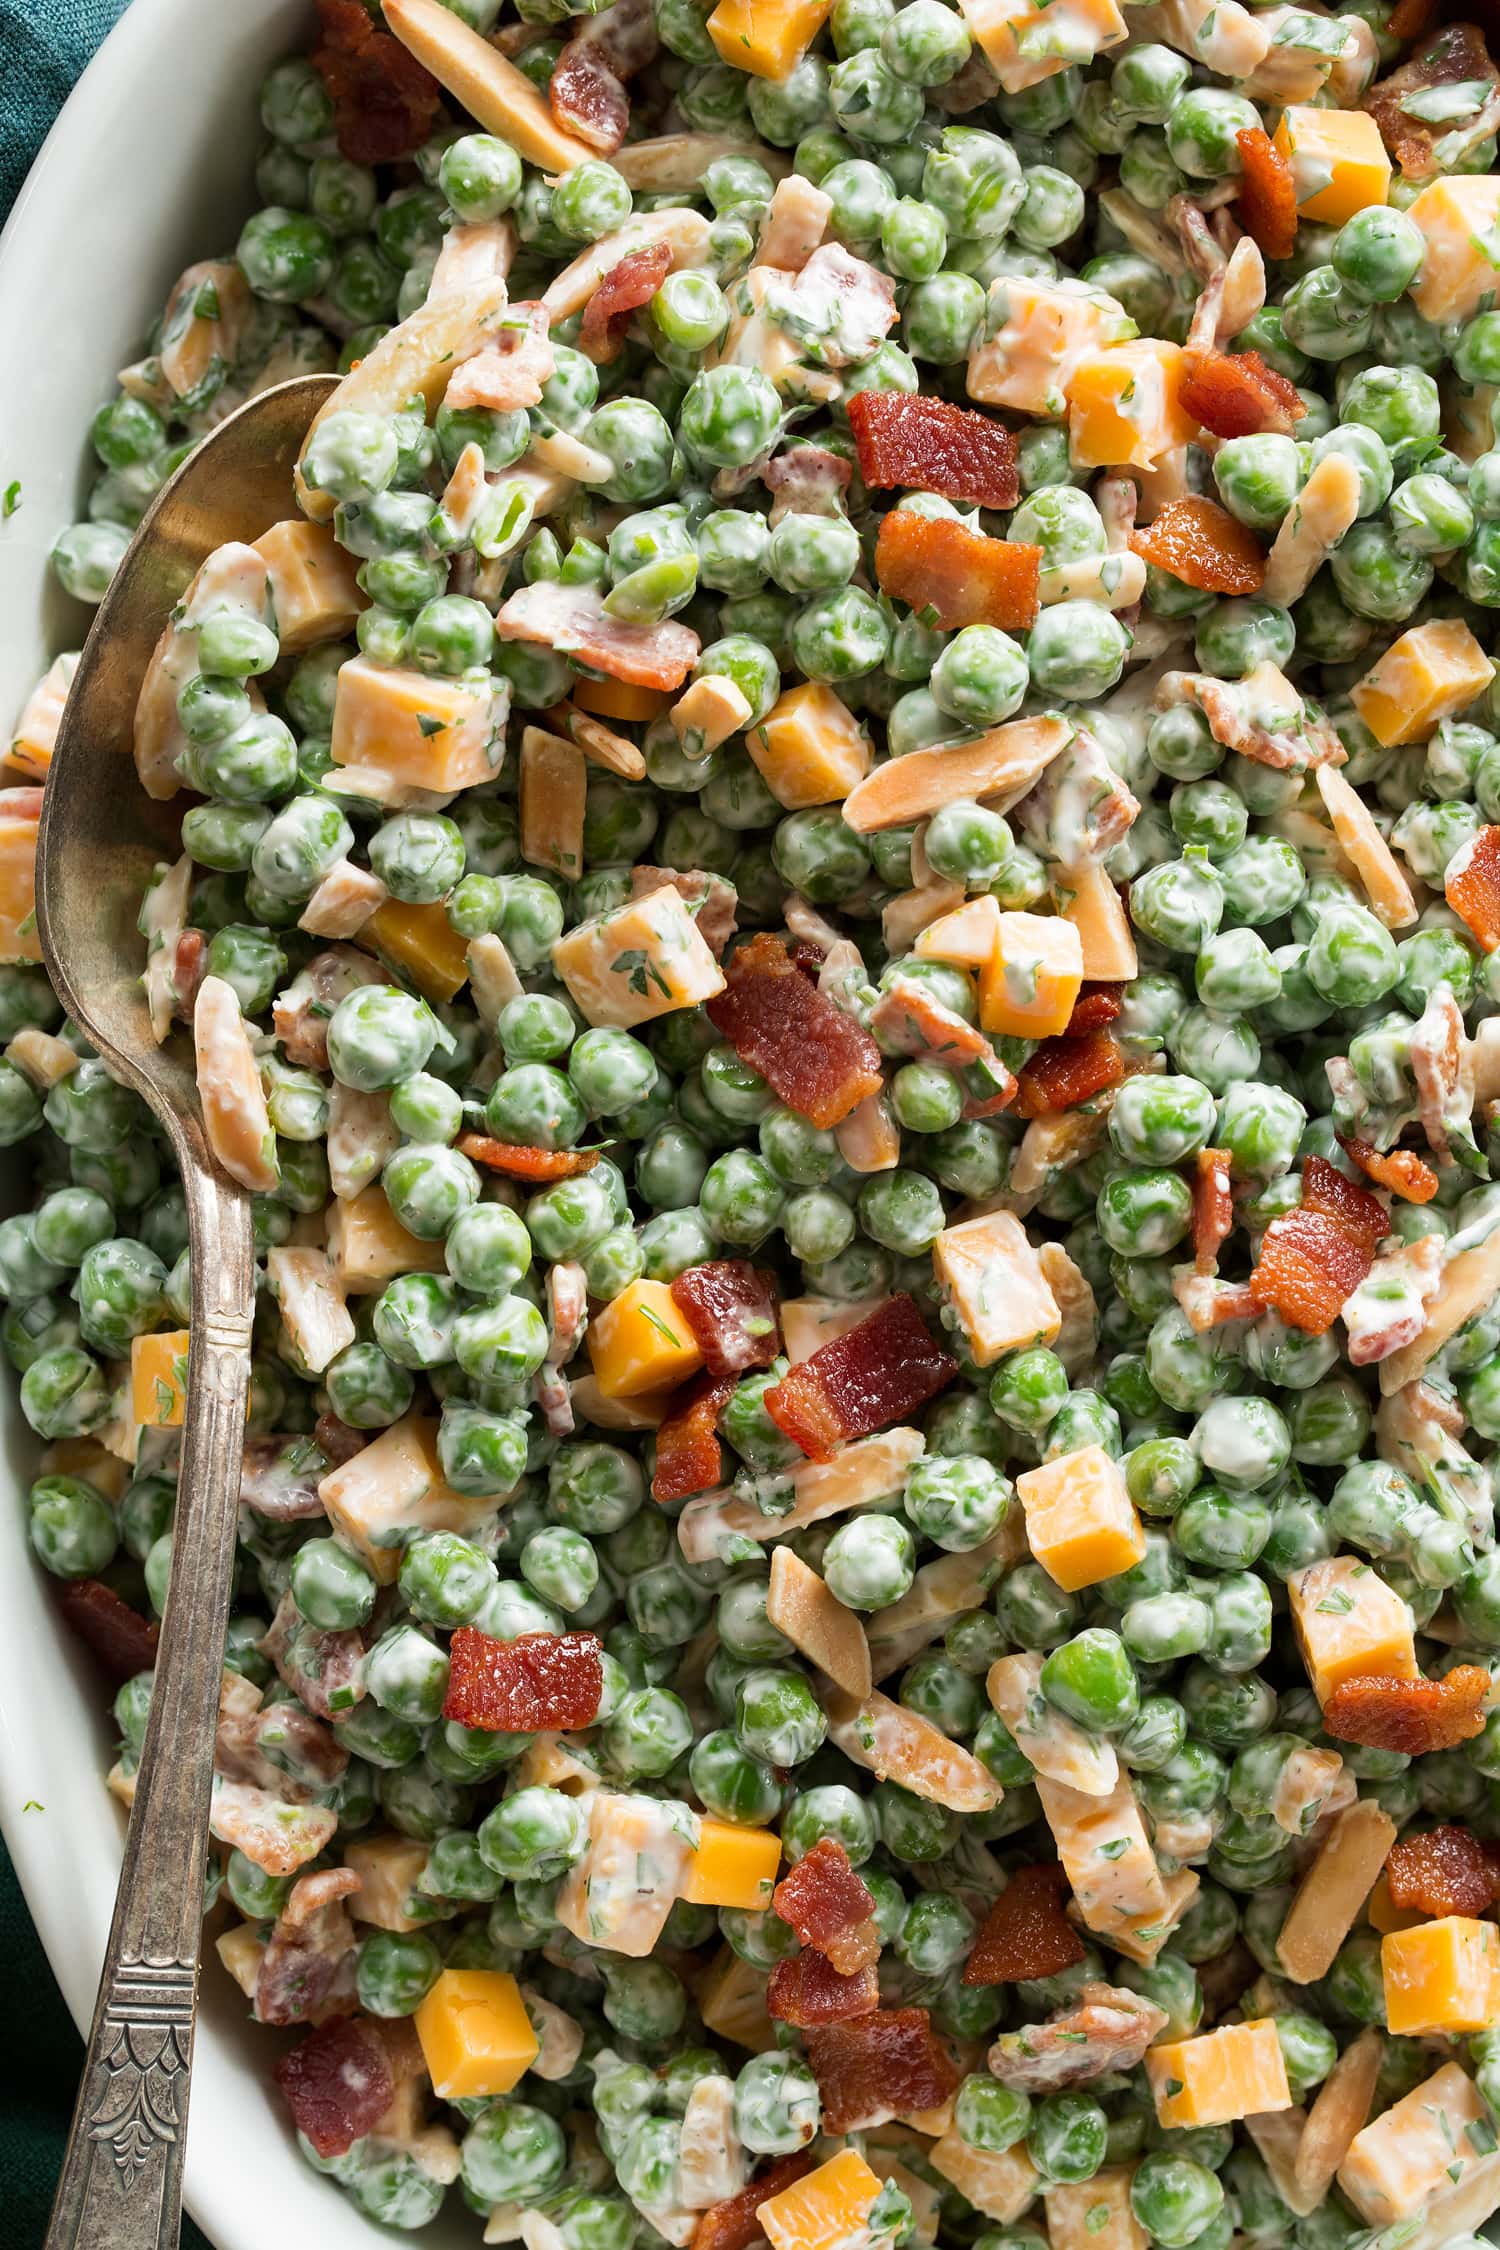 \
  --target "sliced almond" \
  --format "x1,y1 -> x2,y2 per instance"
881,881 -> 968,954
1379,1222 -> 1500,1393
610,134 -> 790,191
1316,765 -> 1418,931
823,1685 -> 1002,1814
866,1523 -> 1023,1685
544,701 -> 646,781
1276,1800 -> 1397,1985
1246,2109 -> 1320,2218
467,932 -> 524,1030
1294,2026 -> 1383,2205
1263,452 -> 1362,610
540,209 -> 713,322
382,0 -> 597,173
767,1546 -> 872,1699
843,715 -> 1073,833
519,725 -> 586,879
